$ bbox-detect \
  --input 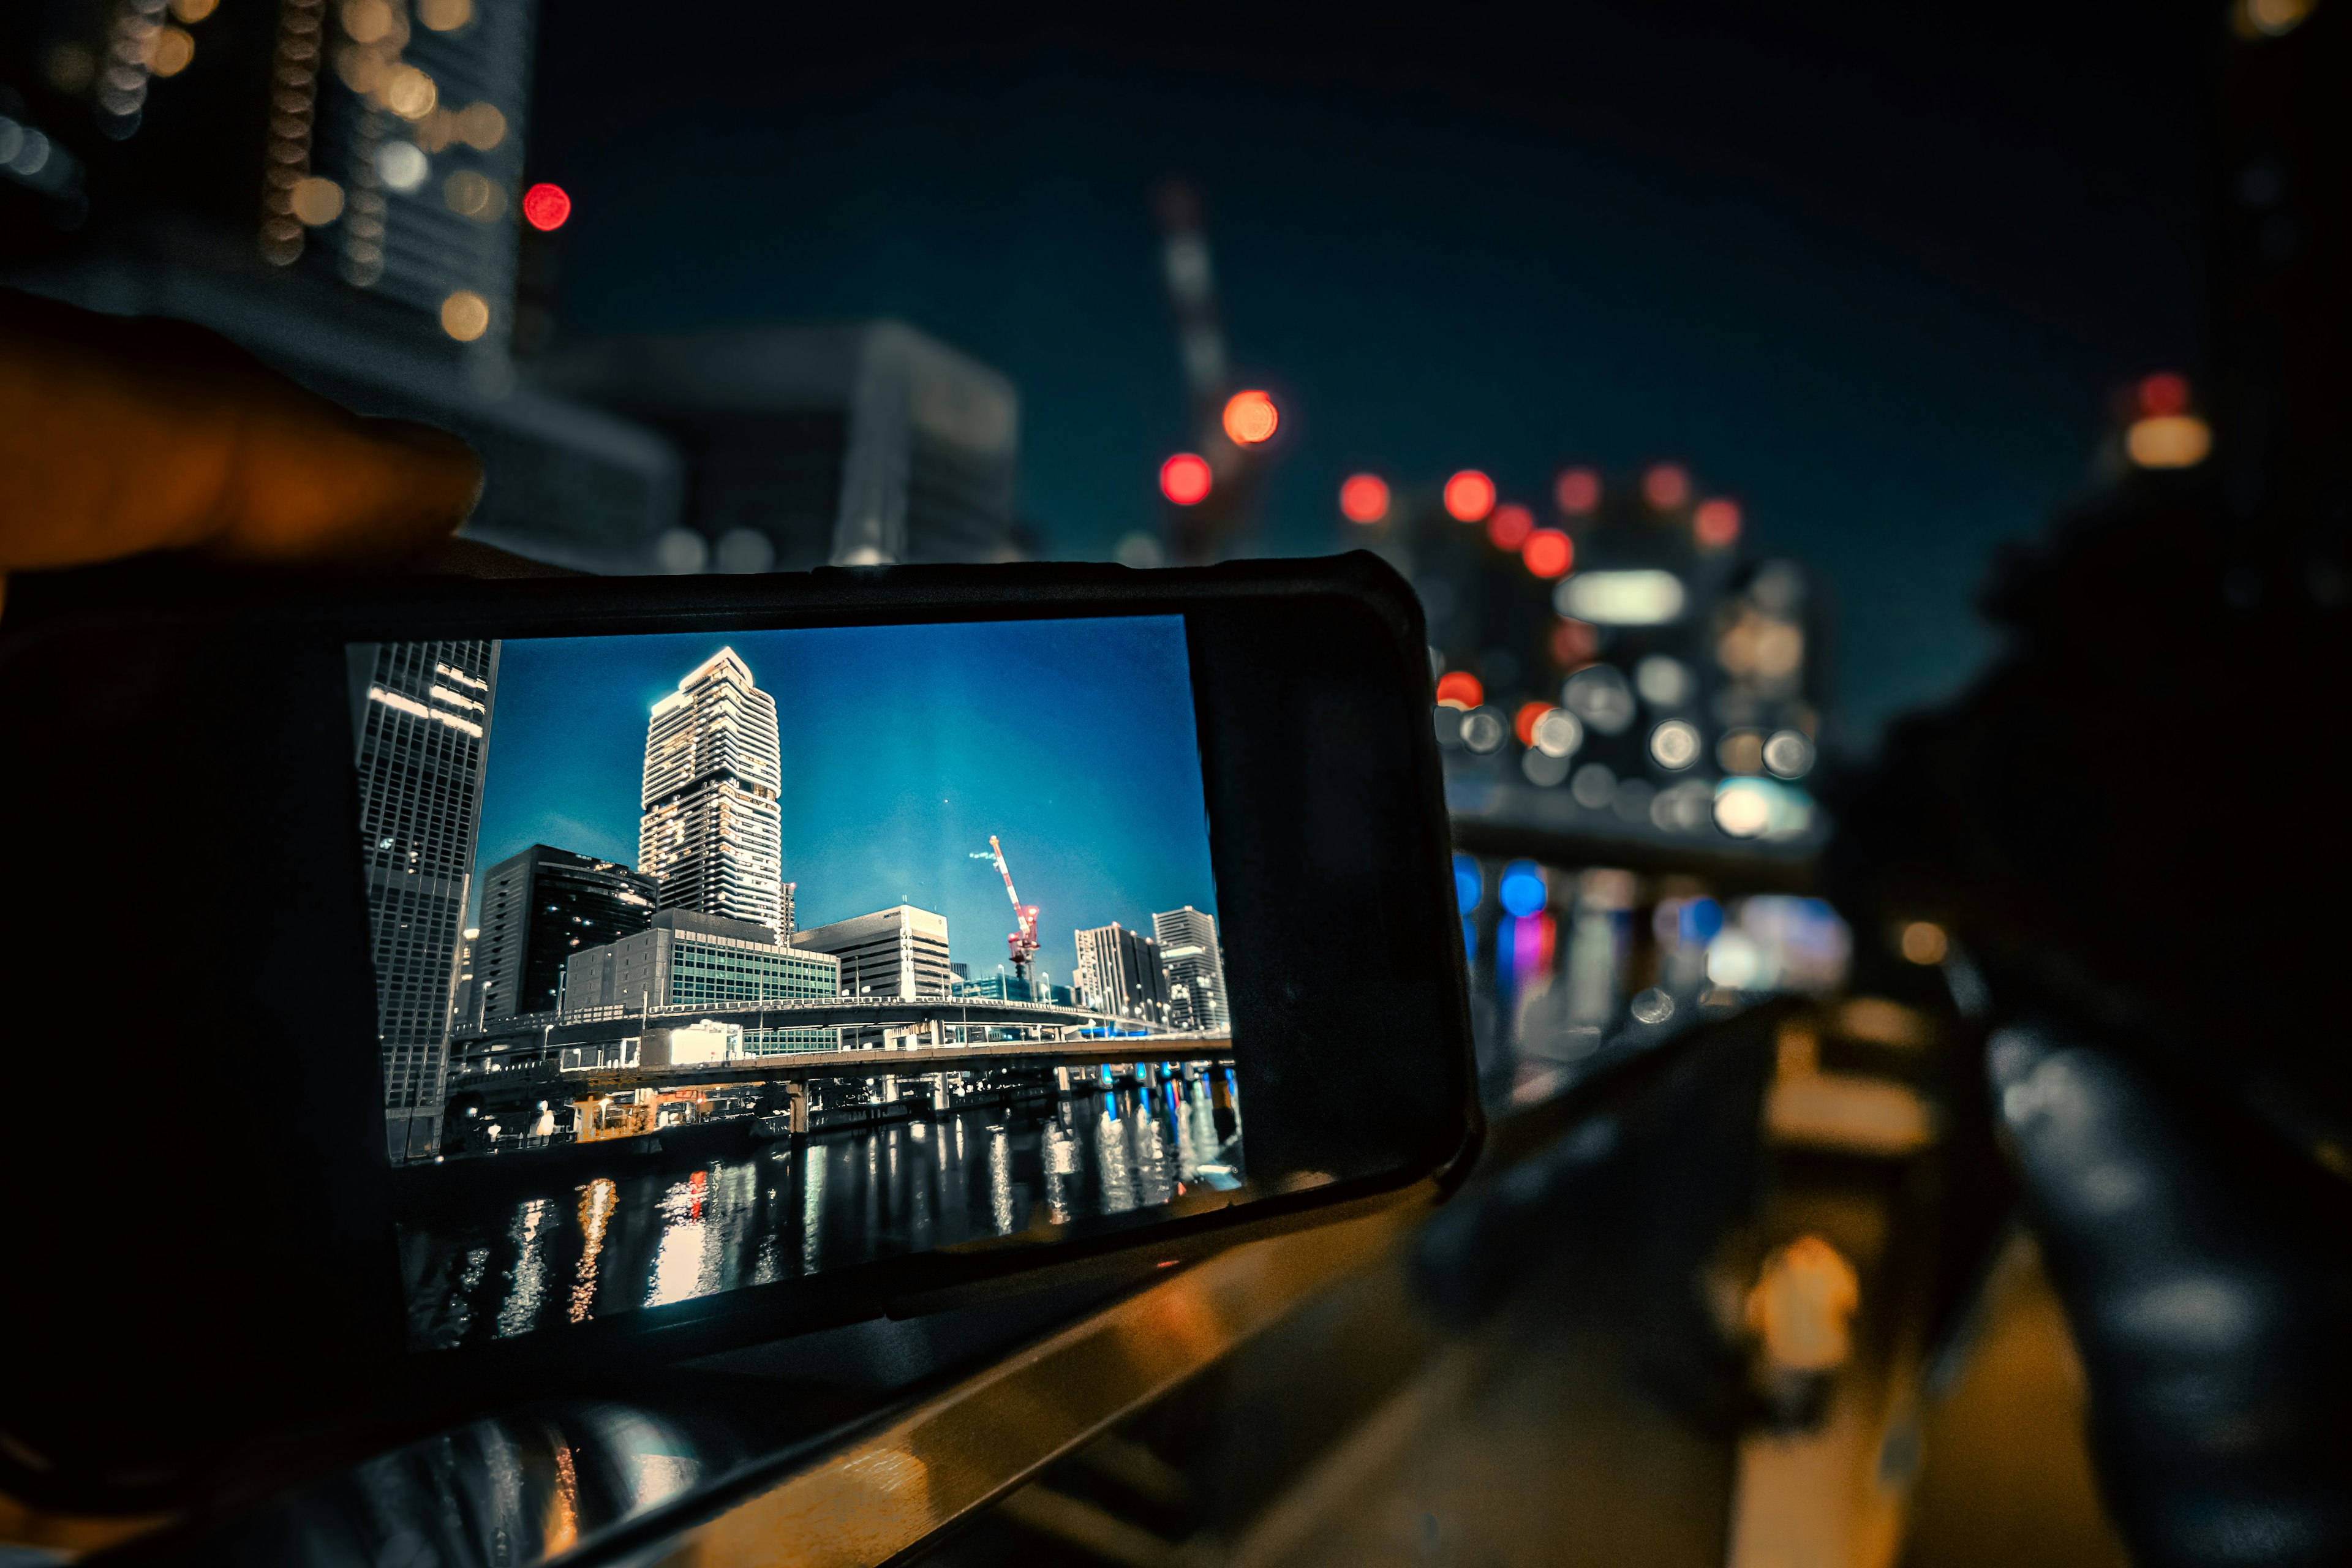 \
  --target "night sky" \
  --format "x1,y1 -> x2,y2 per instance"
528,1 -> 2213,744
469,616 -> 1219,985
